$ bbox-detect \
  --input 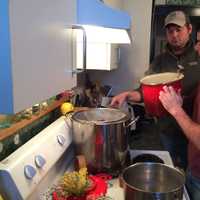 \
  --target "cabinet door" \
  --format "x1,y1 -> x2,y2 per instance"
0,0 -> 76,114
